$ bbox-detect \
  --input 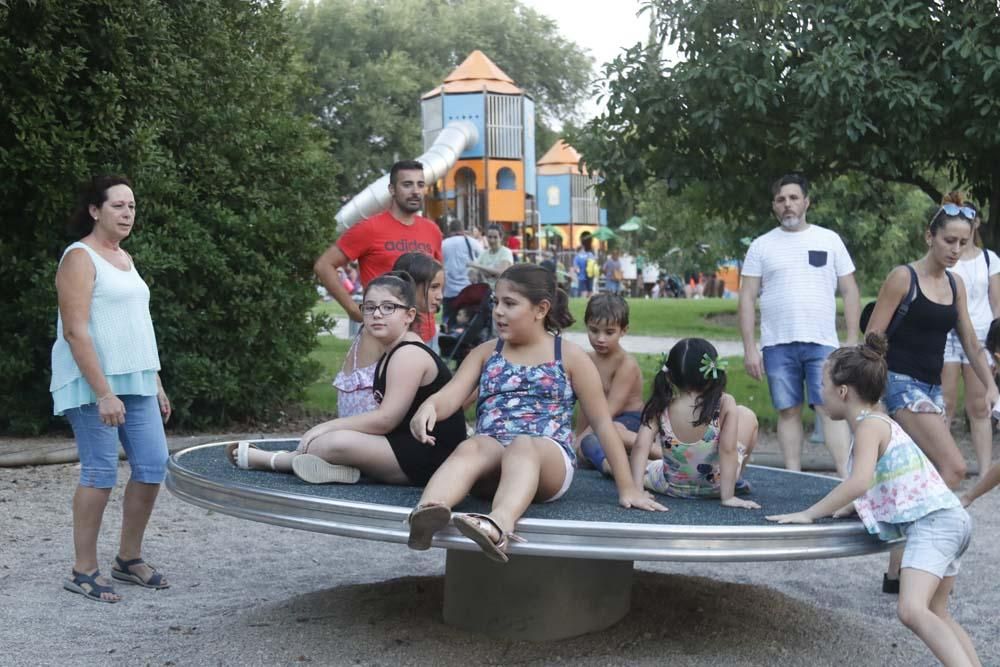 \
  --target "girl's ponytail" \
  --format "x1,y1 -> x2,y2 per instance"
545,286 -> 575,333
640,359 -> 675,434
